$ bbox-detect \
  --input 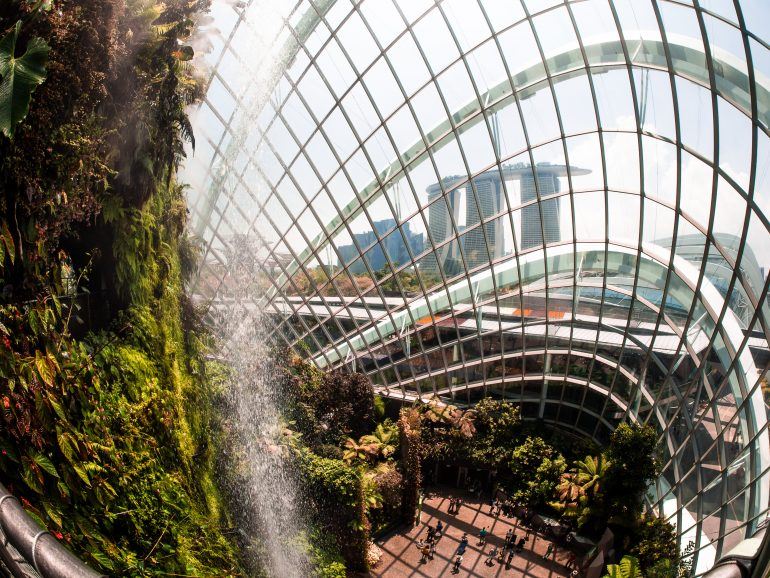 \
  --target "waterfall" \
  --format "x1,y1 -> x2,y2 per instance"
220,279 -> 312,577
188,1 -> 318,575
